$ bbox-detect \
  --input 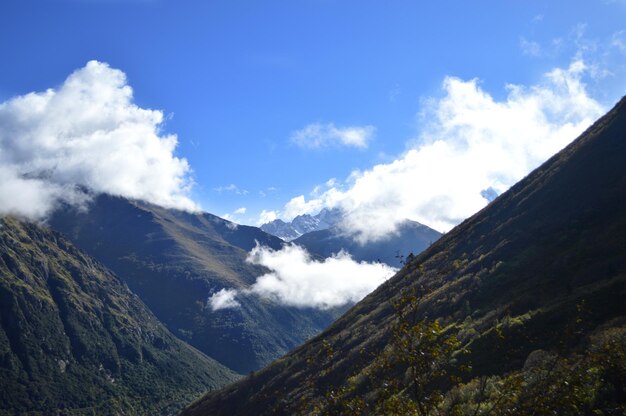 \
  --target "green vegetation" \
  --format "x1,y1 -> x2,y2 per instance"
0,217 -> 238,415
440,324 -> 626,415
312,295 -> 626,415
